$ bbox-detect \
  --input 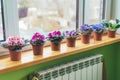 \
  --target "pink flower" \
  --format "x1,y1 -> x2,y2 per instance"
31,32 -> 45,42
109,20 -> 116,24
40,35 -> 45,41
5,36 -> 25,46
48,32 -> 52,37
48,30 -> 62,37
